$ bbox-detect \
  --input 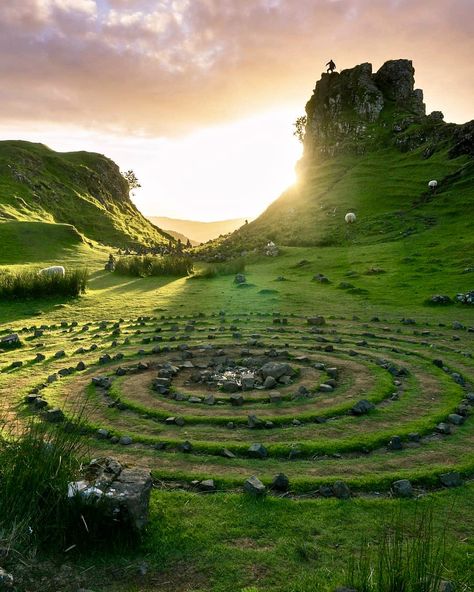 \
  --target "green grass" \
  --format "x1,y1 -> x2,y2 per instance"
114,254 -> 193,277
0,140 -> 174,248
0,267 -> 88,299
